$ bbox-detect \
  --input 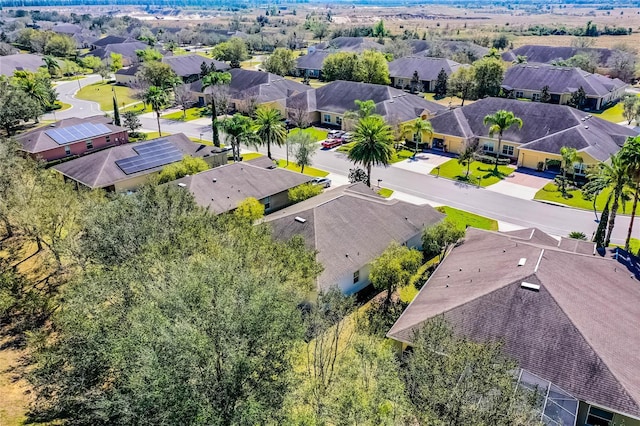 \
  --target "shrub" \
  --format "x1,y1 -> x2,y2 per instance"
474,154 -> 510,165
568,231 -> 587,240
158,156 -> 209,184
288,183 -> 323,203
